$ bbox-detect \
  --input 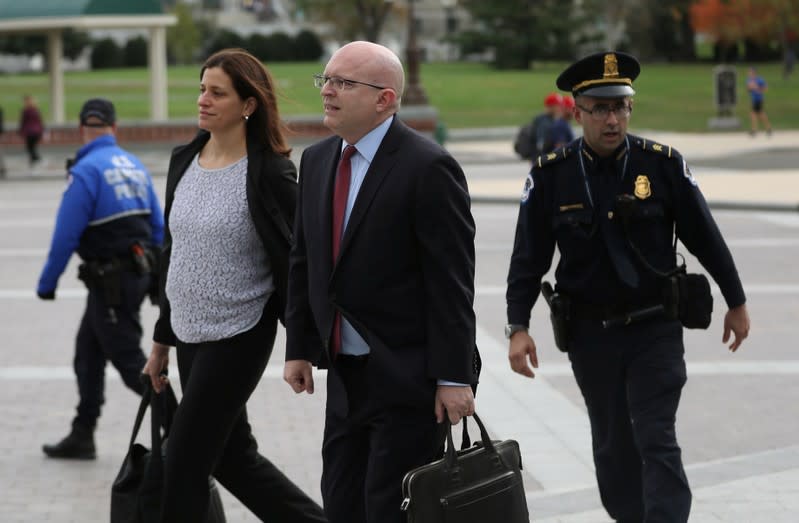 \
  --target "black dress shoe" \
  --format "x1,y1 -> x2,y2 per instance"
42,424 -> 96,460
